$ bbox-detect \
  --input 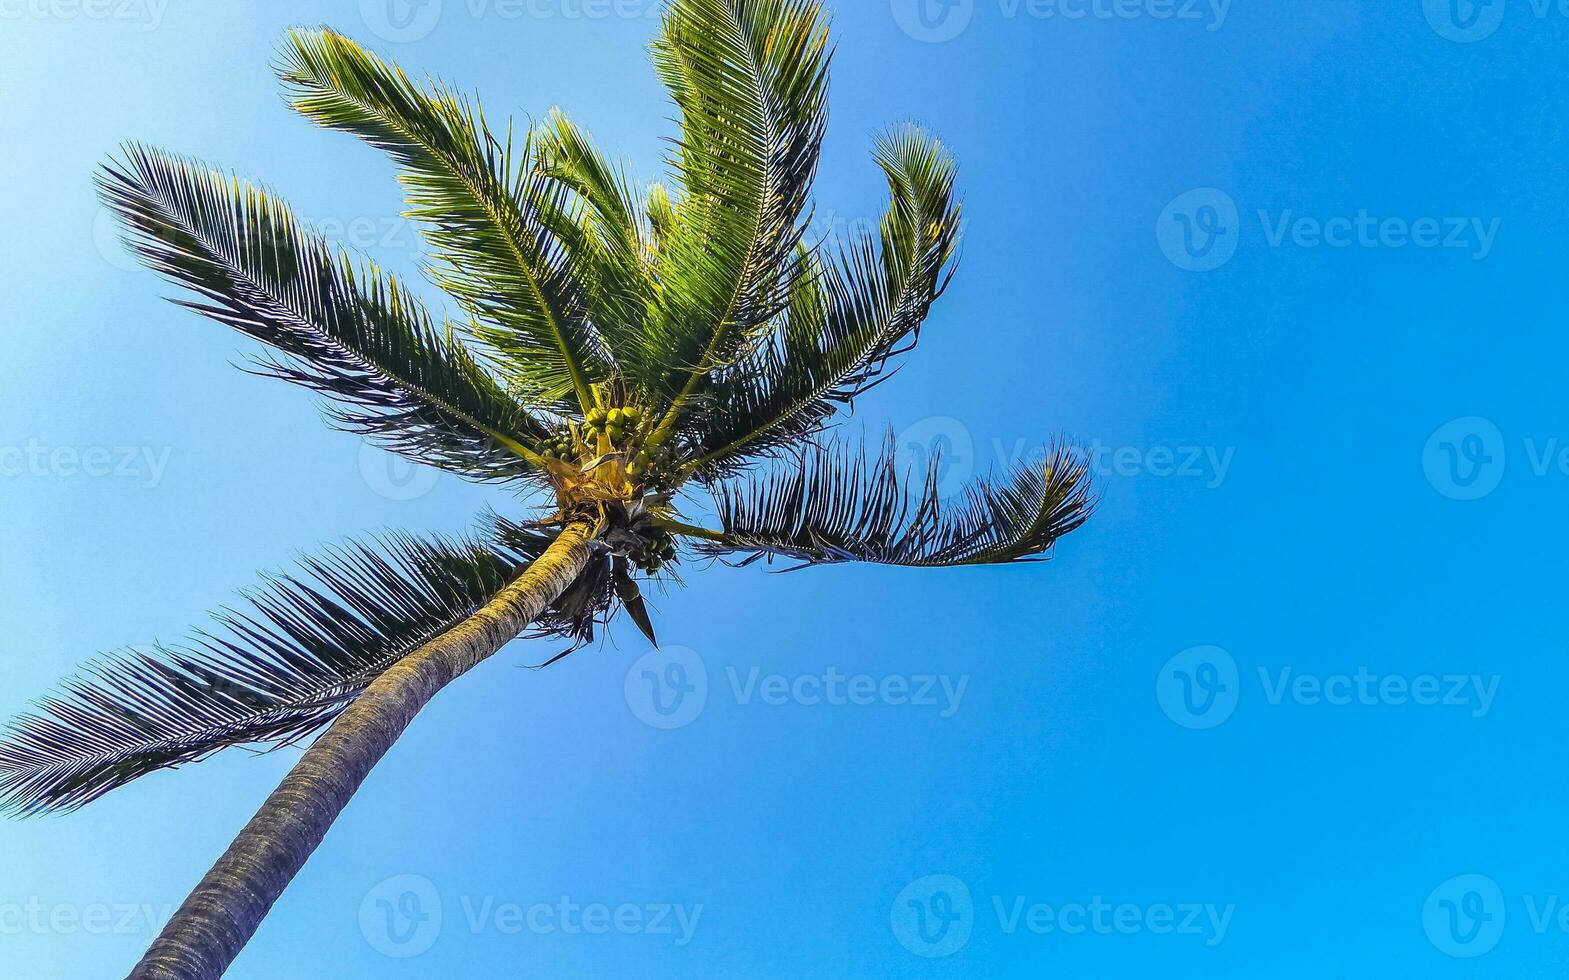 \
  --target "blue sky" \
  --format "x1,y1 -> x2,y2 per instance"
2,0 -> 1567,976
